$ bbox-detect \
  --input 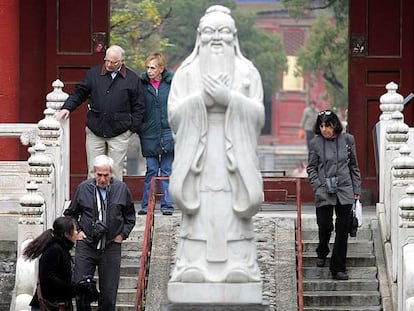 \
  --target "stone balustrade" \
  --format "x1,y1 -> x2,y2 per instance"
377,81 -> 414,311
3,79 -> 69,311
